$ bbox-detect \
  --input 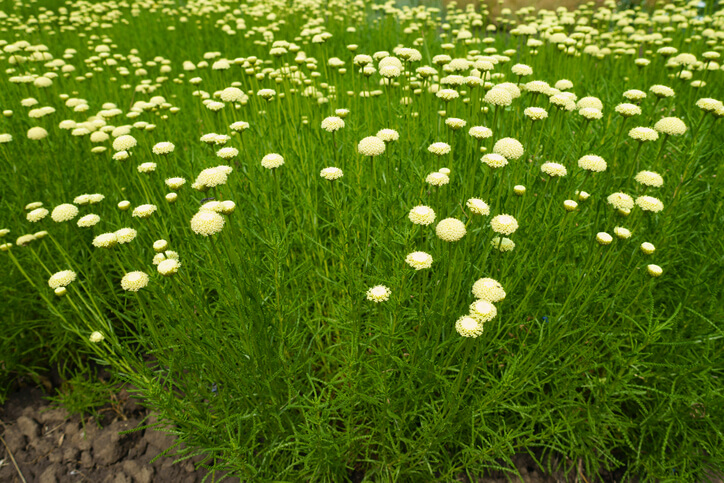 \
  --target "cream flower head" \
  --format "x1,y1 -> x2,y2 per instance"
472,278 -> 505,302
467,198 -> 490,215
357,137 -> 386,157
121,271 -> 149,292
366,285 -> 391,303
469,300 -> 498,323
405,251 -> 433,270
48,270 -> 77,289
409,206 -> 436,226
320,167 -> 343,180
455,316 -> 484,338
190,210 -> 225,236
490,214 -> 518,235
436,218 -> 466,242
261,153 -> 284,169
541,162 -> 567,177
428,142 -> 451,156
